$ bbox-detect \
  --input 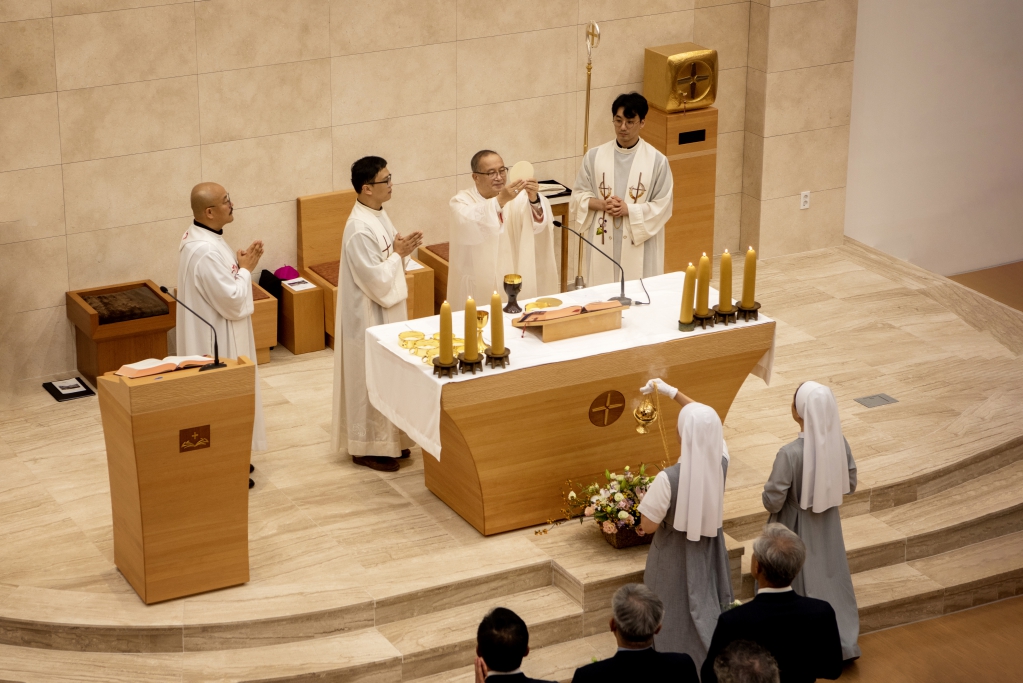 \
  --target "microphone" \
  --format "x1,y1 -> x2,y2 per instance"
559,223 -> 636,307
160,286 -> 228,371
